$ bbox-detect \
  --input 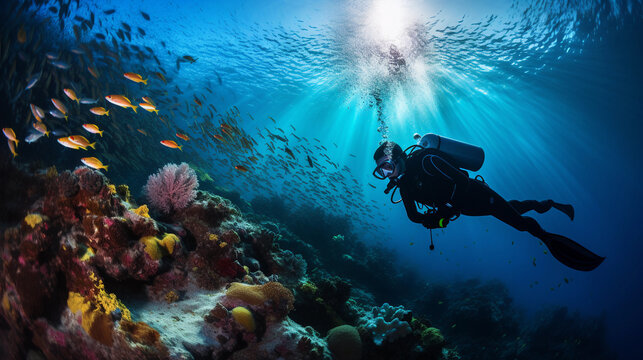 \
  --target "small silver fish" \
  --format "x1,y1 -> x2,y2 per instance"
49,60 -> 70,69
45,52 -> 59,60
49,109 -> 66,119
25,73 -> 41,90
70,47 -> 84,55
80,98 -> 98,104
25,132 -> 44,143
